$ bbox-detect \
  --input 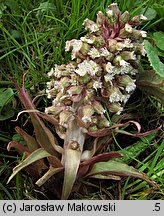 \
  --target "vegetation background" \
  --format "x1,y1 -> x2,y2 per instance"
0,0 -> 163,200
